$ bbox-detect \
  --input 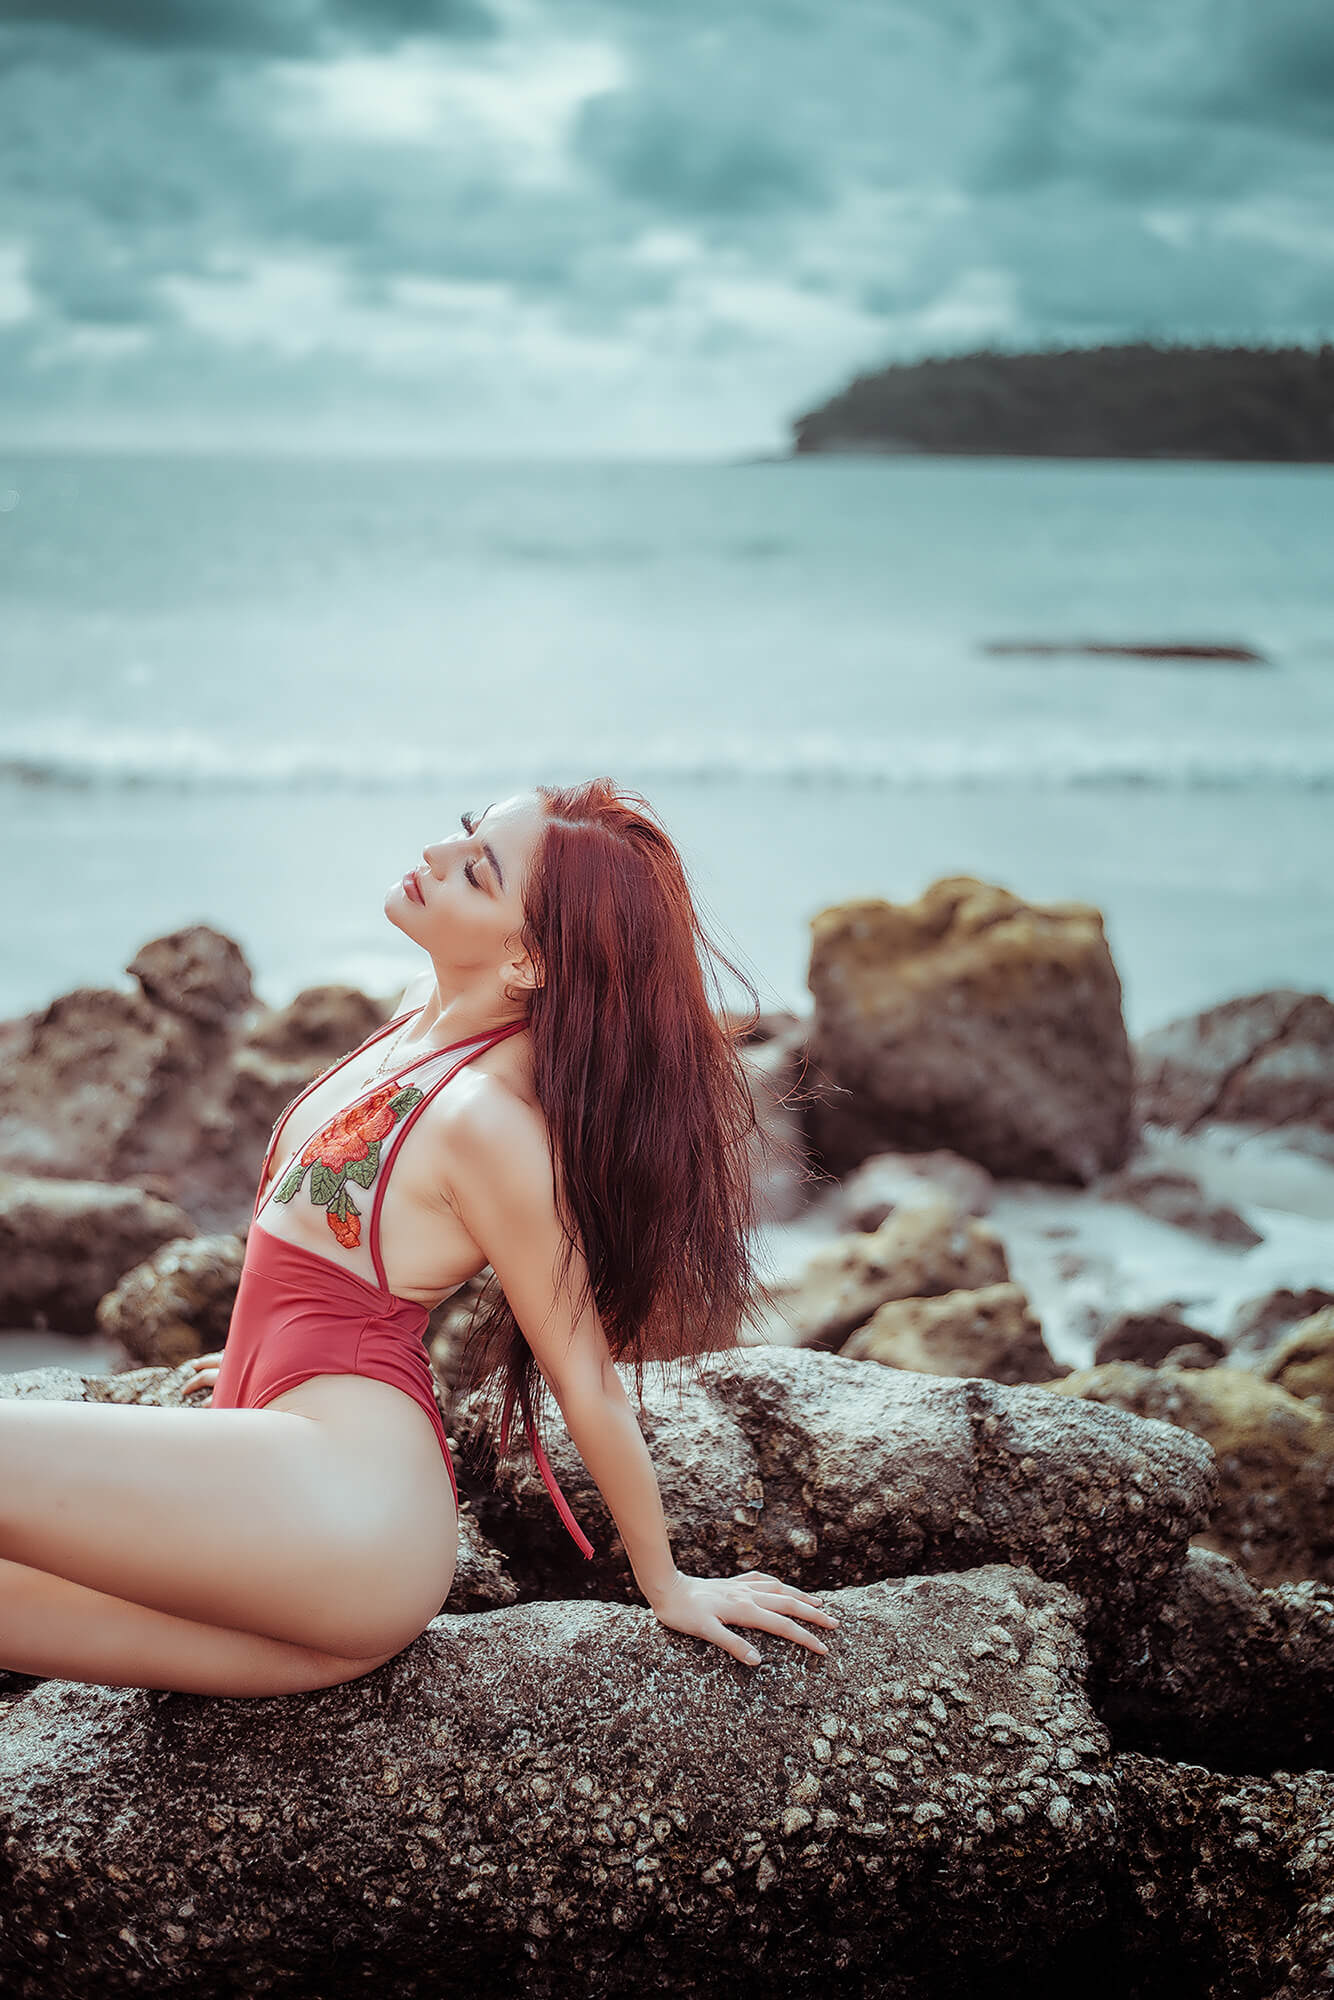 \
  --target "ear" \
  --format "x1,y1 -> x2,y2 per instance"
503,944 -> 543,998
